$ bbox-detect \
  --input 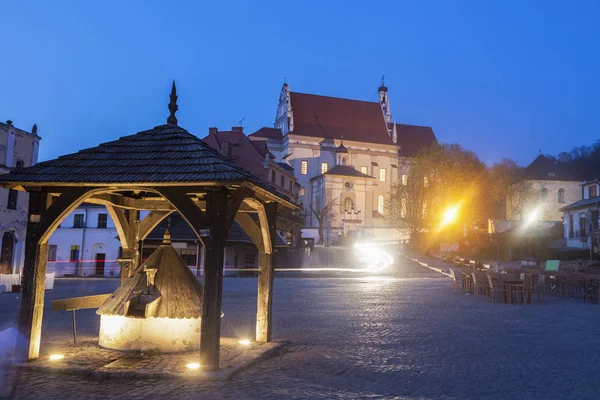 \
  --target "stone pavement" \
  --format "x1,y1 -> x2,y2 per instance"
2,256 -> 600,399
